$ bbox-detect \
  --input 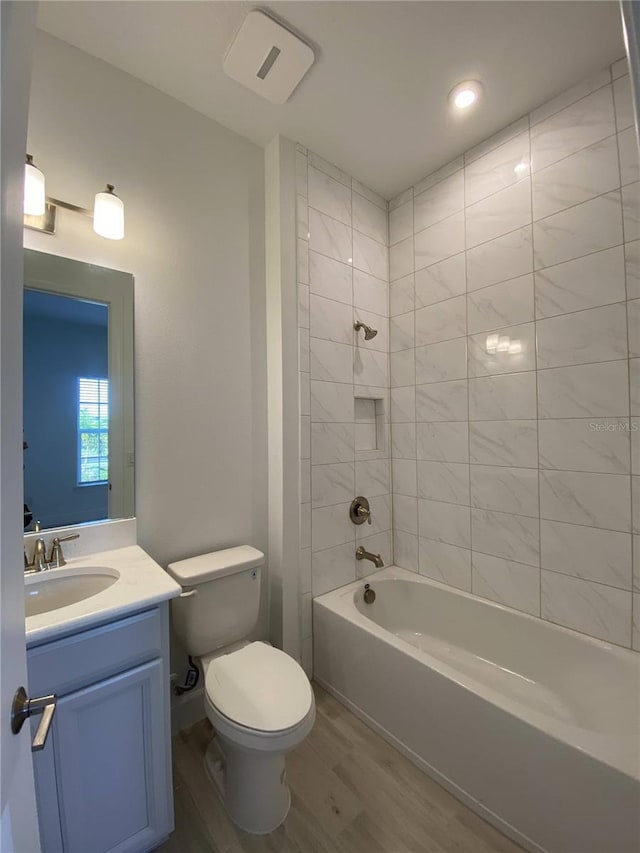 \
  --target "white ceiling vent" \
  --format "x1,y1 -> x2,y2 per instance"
223,10 -> 314,105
